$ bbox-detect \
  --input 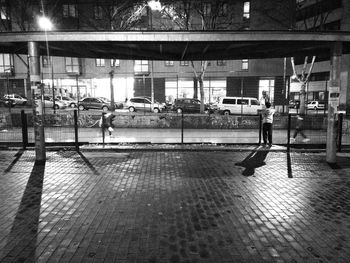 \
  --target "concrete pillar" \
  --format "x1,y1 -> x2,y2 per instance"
326,42 -> 342,164
28,41 -> 46,163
